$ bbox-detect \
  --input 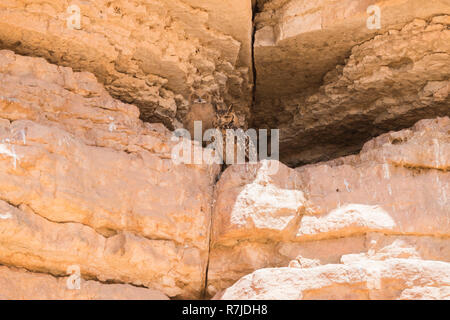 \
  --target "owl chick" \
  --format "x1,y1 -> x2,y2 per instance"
183,90 -> 215,141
